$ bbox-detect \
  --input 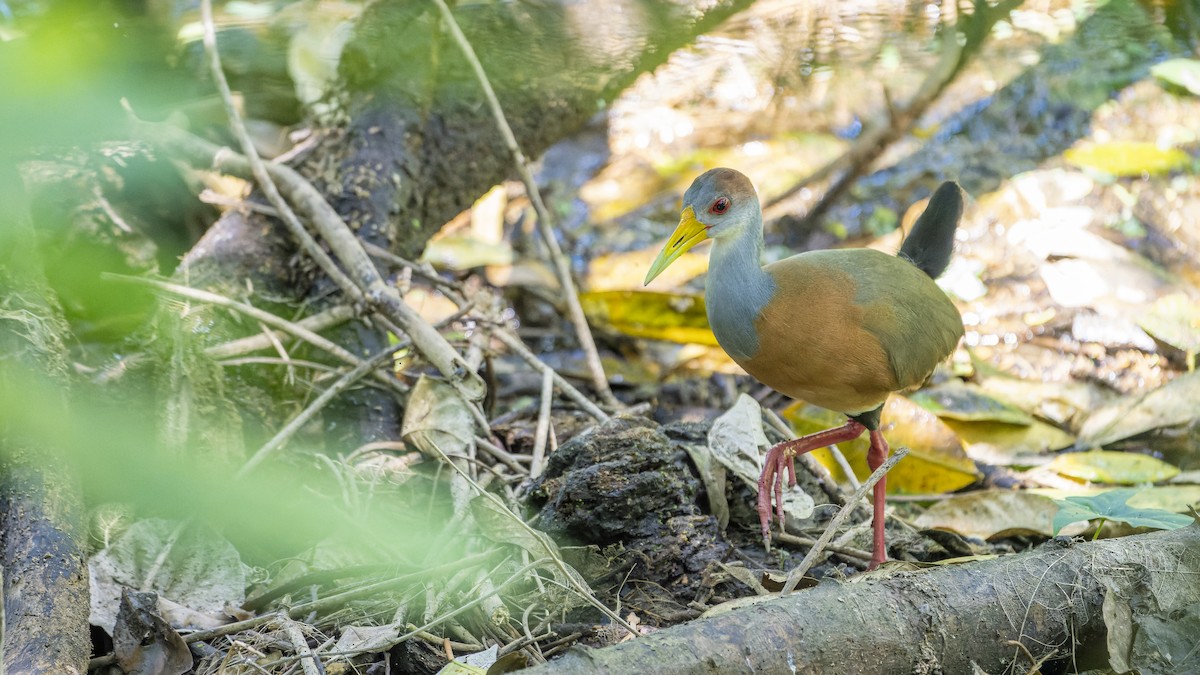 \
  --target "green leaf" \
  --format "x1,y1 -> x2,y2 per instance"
1051,489 -> 1194,535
